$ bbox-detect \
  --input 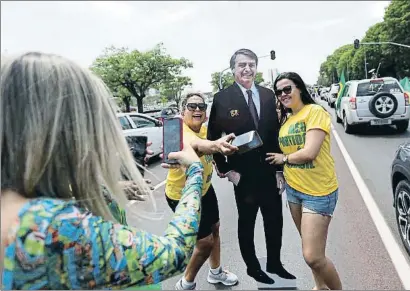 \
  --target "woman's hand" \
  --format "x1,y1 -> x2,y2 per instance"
215,133 -> 238,155
119,179 -> 154,201
144,141 -> 154,167
161,141 -> 200,169
266,153 -> 285,165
